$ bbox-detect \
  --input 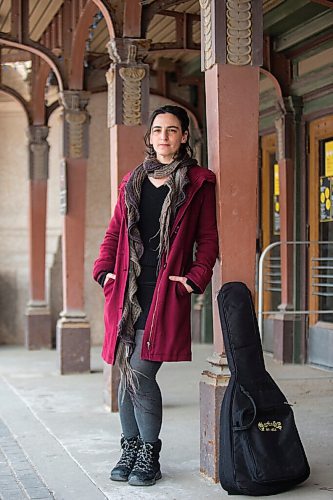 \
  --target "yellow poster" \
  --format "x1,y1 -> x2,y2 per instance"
325,141 -> 333,177
320,176 -> 333,222
274,163 -> 280,196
